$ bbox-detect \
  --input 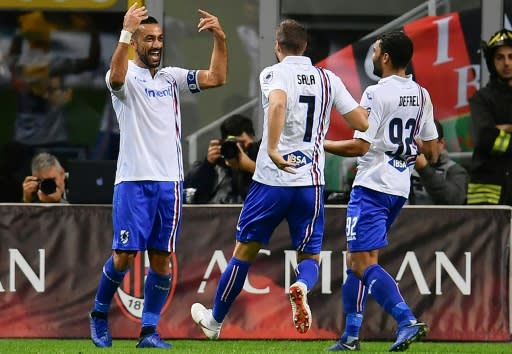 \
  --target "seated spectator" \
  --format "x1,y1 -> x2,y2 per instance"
22,152 -> 68,203
409,120 -> 469,205
184,114 -> 261,203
